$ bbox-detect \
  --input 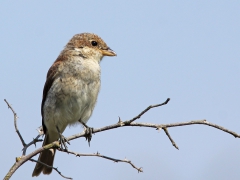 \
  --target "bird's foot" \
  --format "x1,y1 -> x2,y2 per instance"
82,122 -> 93,146
56,126 -> 70,151
59,134 -> 70,151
